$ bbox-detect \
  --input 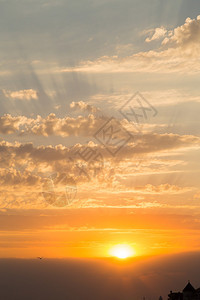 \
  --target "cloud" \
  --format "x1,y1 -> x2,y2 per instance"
134,184 -> 192,194
1,110 -> 199,152
29,113 -> 106,137
0,101 -> 103,137
60,16 -> 200,74
0,112 -> 105,137
145,27 -> 167,43
0,114 -> 28,134
0,132 -> 198,176
2,89 -> 38,100
0,114 -> 199,209
70,101 -> 100,114
162,16 -> 200,54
